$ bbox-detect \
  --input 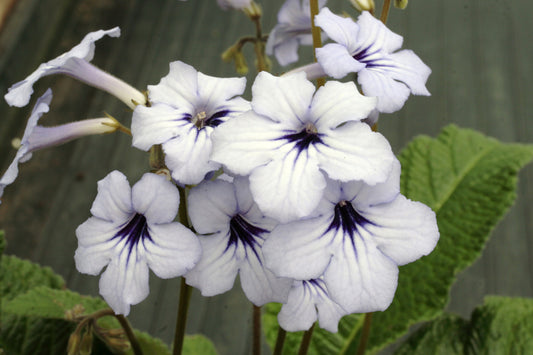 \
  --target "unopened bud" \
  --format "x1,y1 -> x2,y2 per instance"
349,0 -> 375,12
67,332 -> 81,355
244,1 -> 262,19
79,331 -> 93,355
394,0 -> 408,9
